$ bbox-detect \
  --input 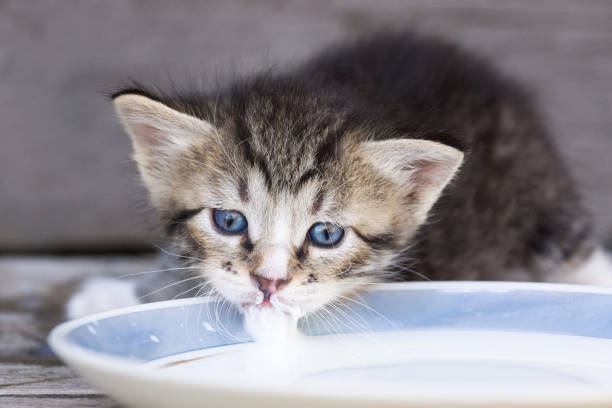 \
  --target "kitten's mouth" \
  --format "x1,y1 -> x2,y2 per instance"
241,300 -> 272,309
241,293 -> 300,317
256,299 -> 273,308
